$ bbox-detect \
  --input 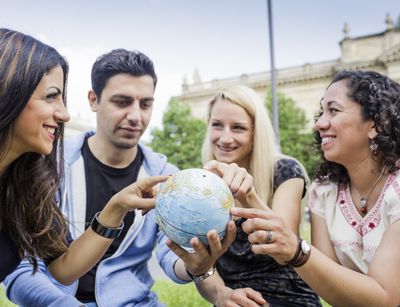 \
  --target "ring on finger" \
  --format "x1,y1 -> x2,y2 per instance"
264,230 -> 273,244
